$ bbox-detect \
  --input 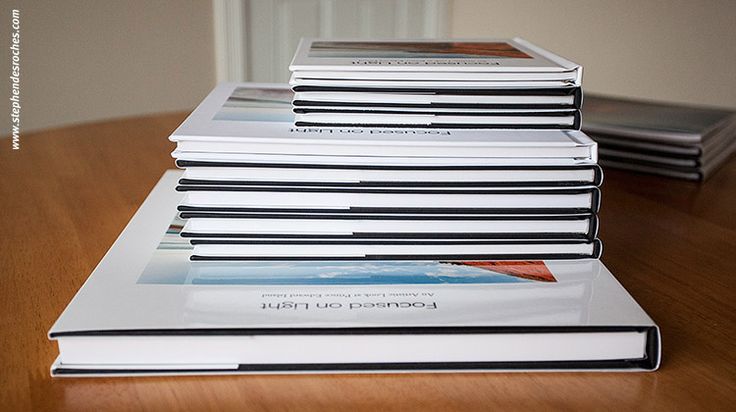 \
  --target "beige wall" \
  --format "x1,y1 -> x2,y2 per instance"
451,0 -> 736,108
1,1 -> 215,133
